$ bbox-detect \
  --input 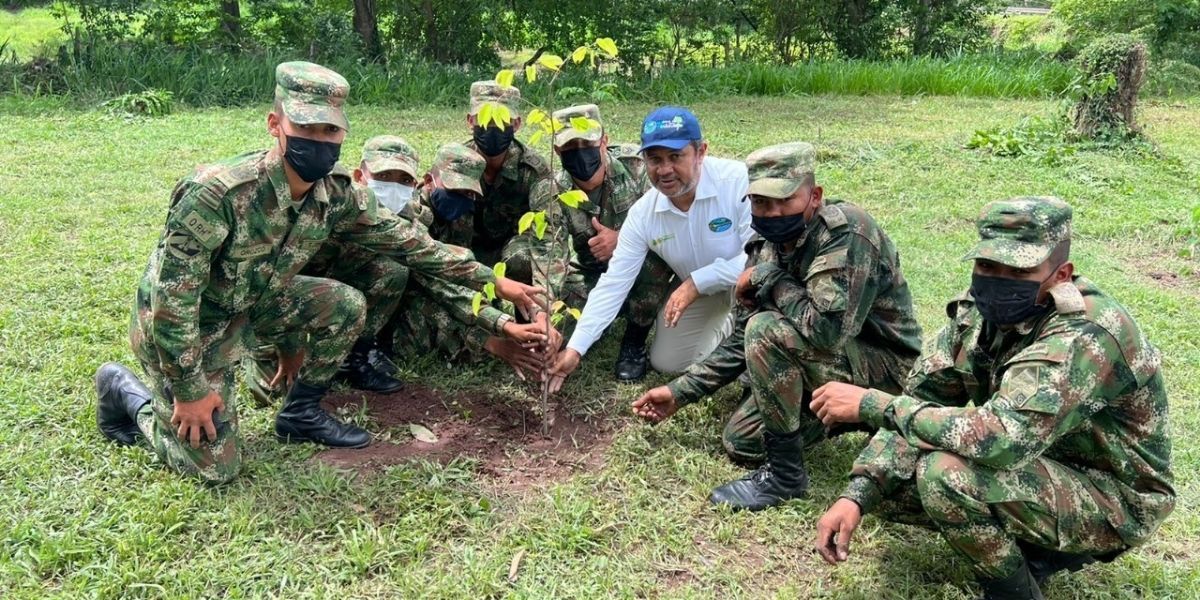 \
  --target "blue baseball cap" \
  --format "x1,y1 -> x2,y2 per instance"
639,106 -> 702,152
